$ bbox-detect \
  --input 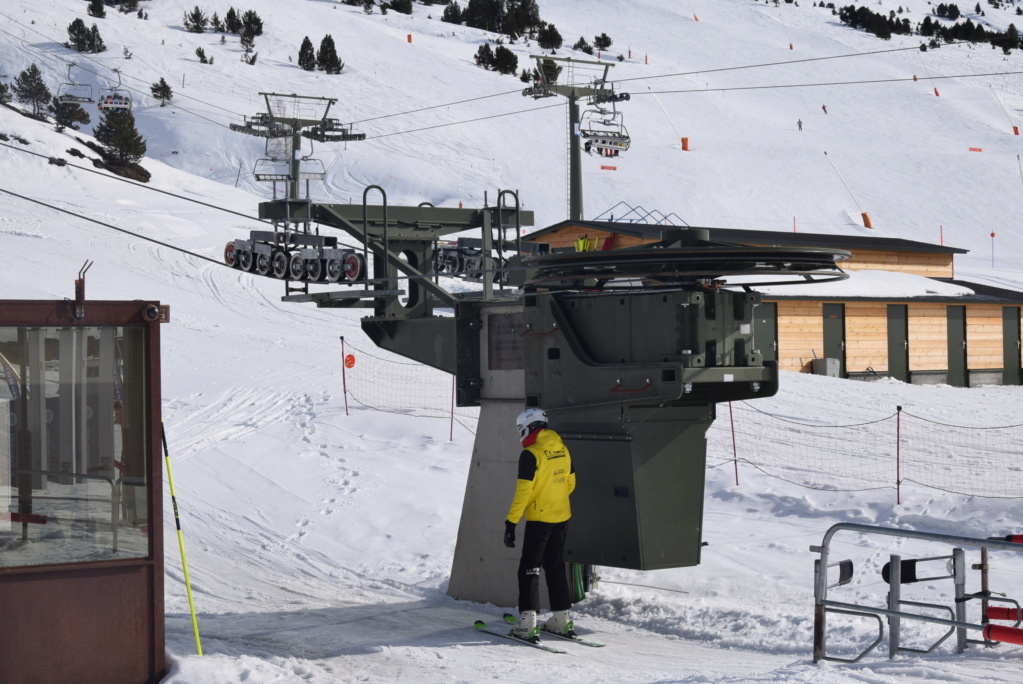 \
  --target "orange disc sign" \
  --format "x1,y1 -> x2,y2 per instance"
344,354 -> 356,368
